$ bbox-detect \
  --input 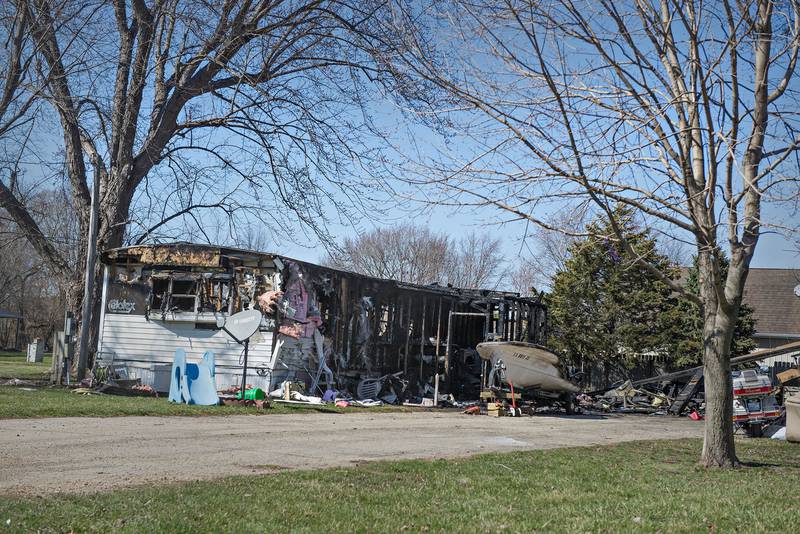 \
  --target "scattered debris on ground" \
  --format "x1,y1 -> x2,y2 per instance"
580,342 -> 800,439
1,378 -> 38,387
